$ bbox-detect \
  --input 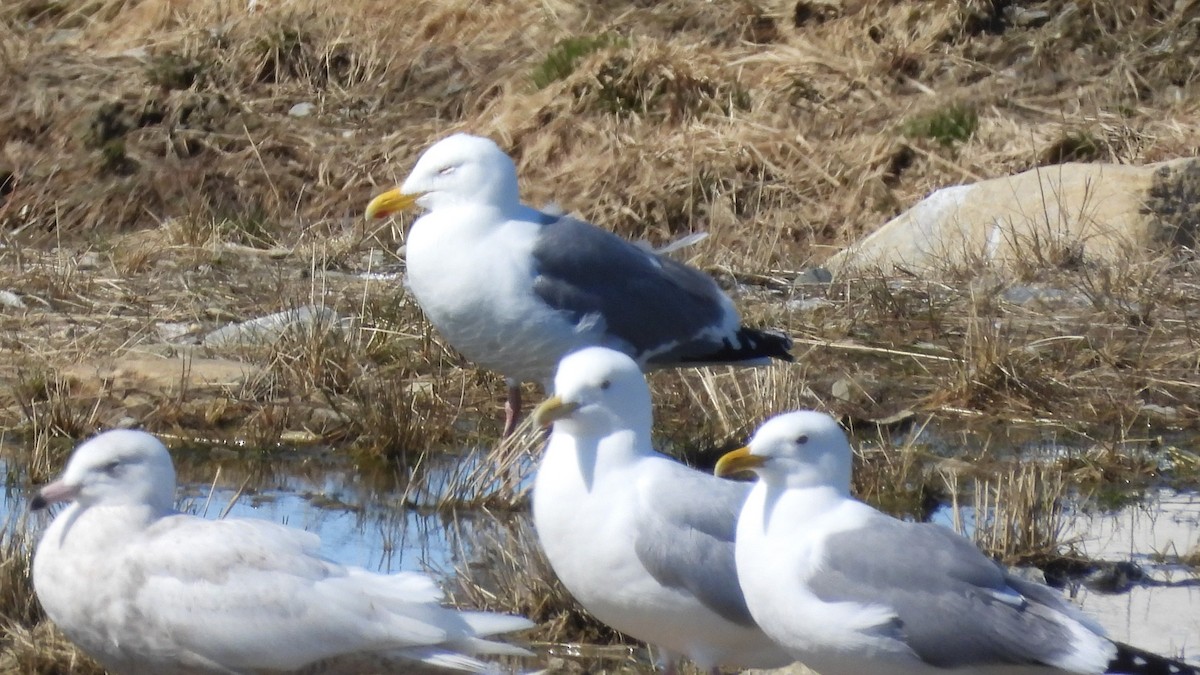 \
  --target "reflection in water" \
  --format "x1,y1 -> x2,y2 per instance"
4,435 -> 1199,672
933,490 -> 1200,666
